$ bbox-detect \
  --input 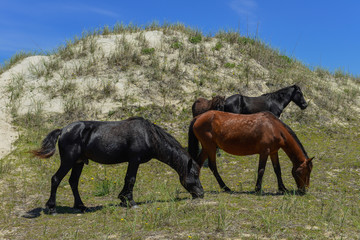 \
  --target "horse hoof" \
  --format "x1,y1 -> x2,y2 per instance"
279,188 -> 289,194
45,207 -> 57,215
74,205 -> 88,213
120,203 -> 138,208
223,187 -> 232,193
120,200 -> 137,208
